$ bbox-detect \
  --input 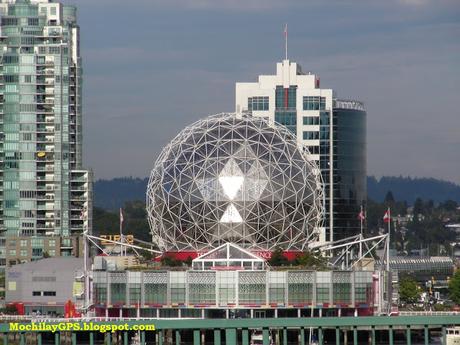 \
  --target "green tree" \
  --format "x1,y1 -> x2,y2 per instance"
449,270 -> 460,305
399,277 -> 420,304
160,255 -> 183,267
295,251 -> 328,270
268,248 -> 289,266
384,191 -> 395,205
